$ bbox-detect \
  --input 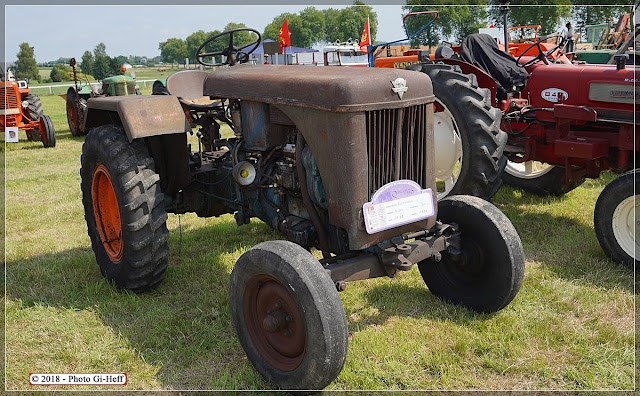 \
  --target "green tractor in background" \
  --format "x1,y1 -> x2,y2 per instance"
64,58 -> 141,136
